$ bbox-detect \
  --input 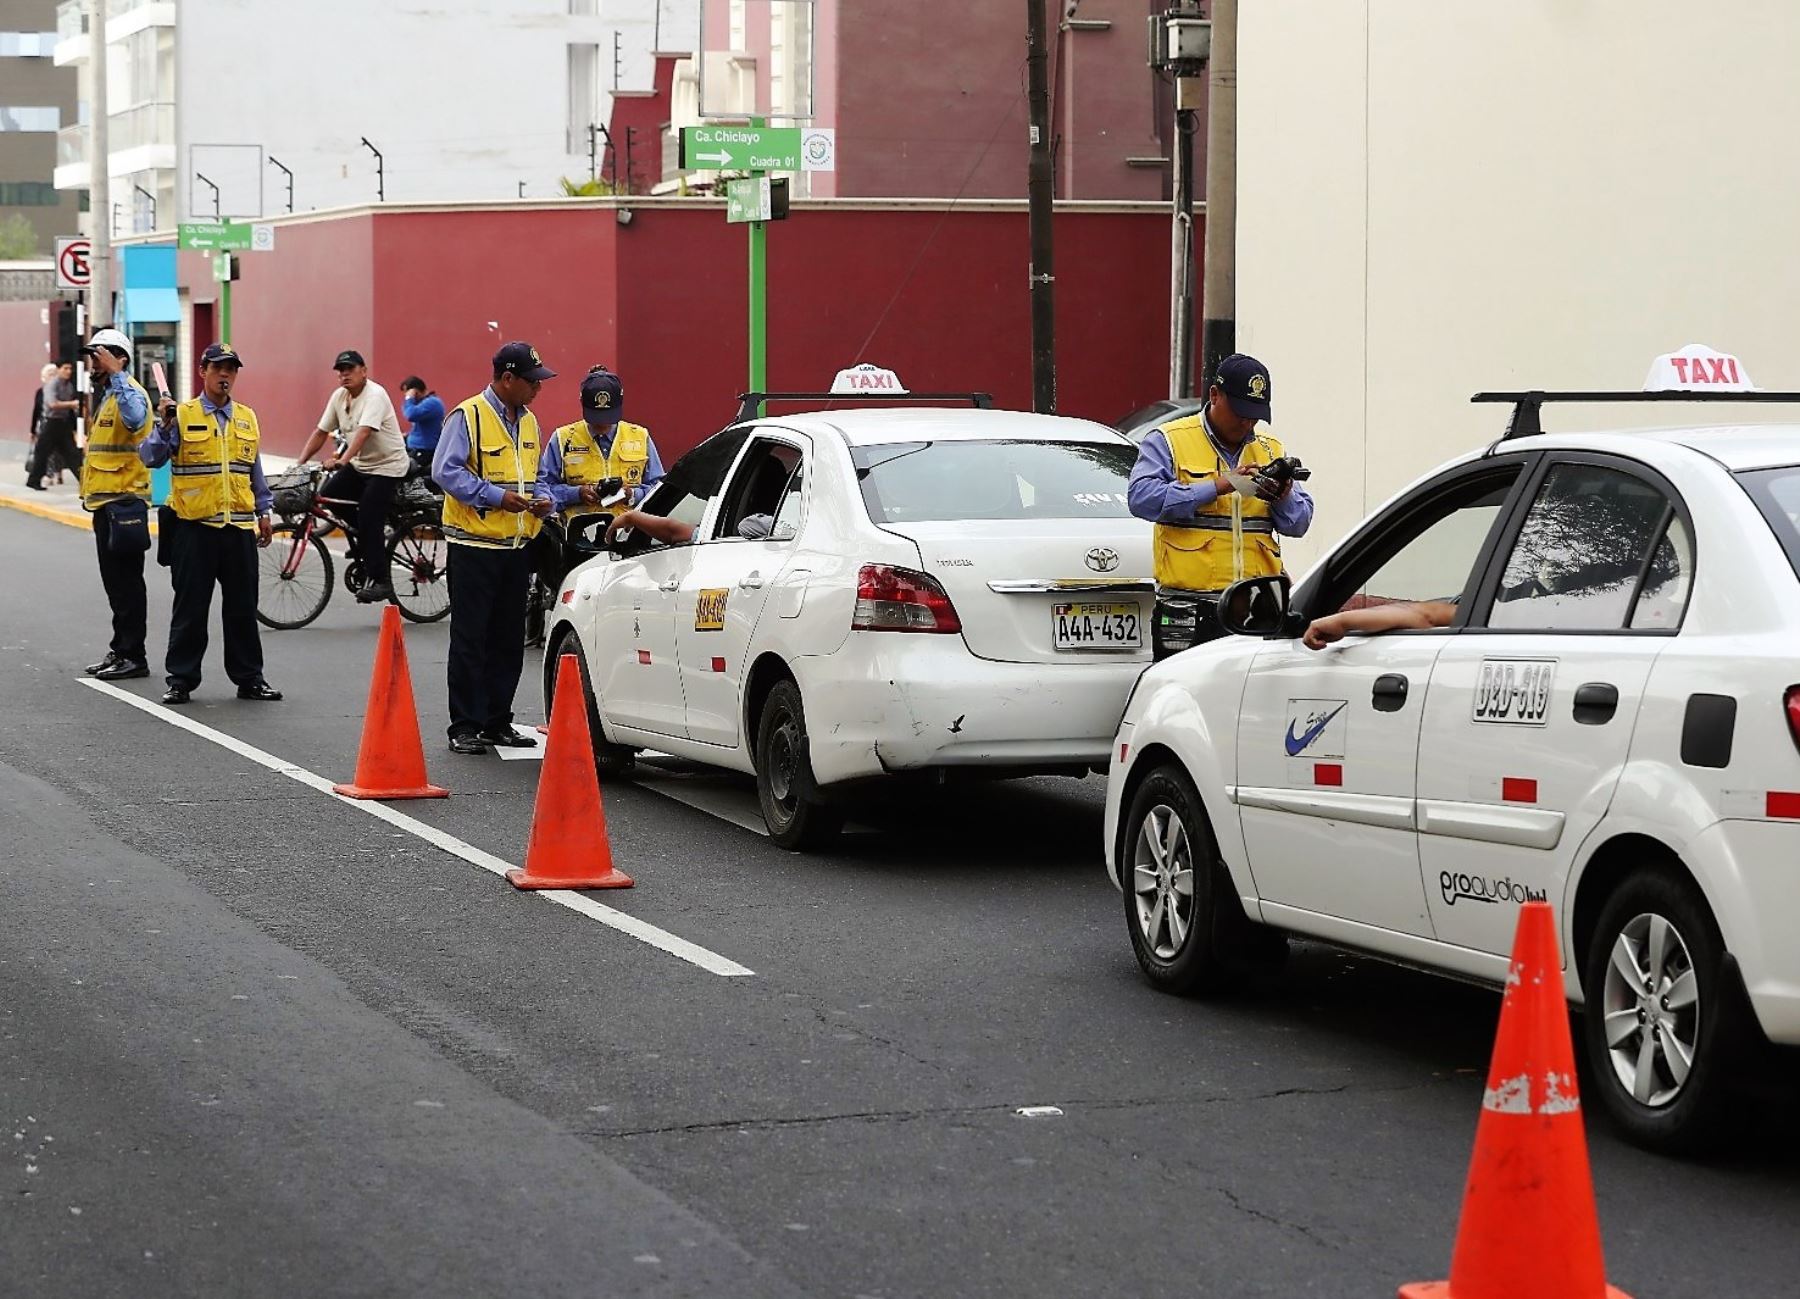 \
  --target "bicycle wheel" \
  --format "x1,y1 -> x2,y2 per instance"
387,522 -> 450,623
257,523 -> 334,630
